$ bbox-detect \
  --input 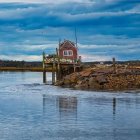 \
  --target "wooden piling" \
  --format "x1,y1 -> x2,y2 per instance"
74,64 -> 76,72
52,55 -> 56,85
43,70 -> 46,83
56,48 -> 61,81
43,52 -> 46,83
